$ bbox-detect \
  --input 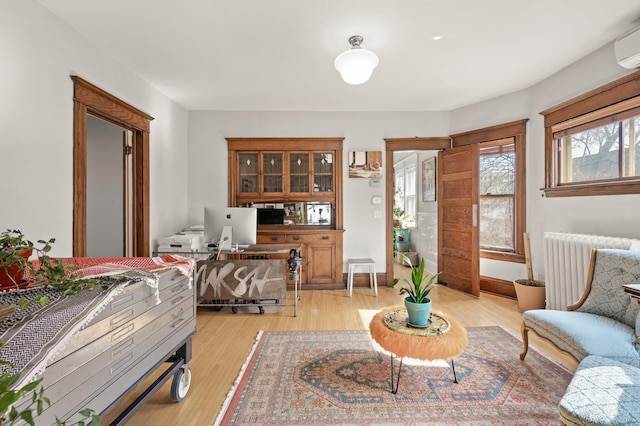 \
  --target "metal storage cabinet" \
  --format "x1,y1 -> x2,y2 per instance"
17,268 -> 196,425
